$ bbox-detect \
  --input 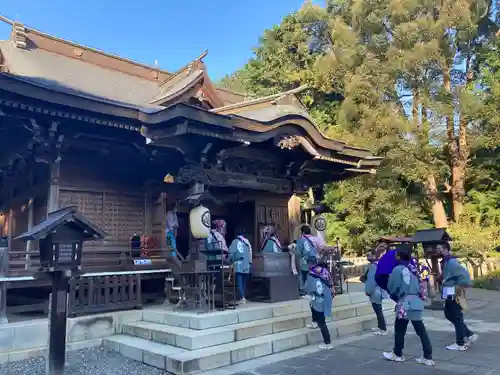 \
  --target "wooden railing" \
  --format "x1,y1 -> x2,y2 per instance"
7,247 -> 172,276
68,274 -> 142,317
